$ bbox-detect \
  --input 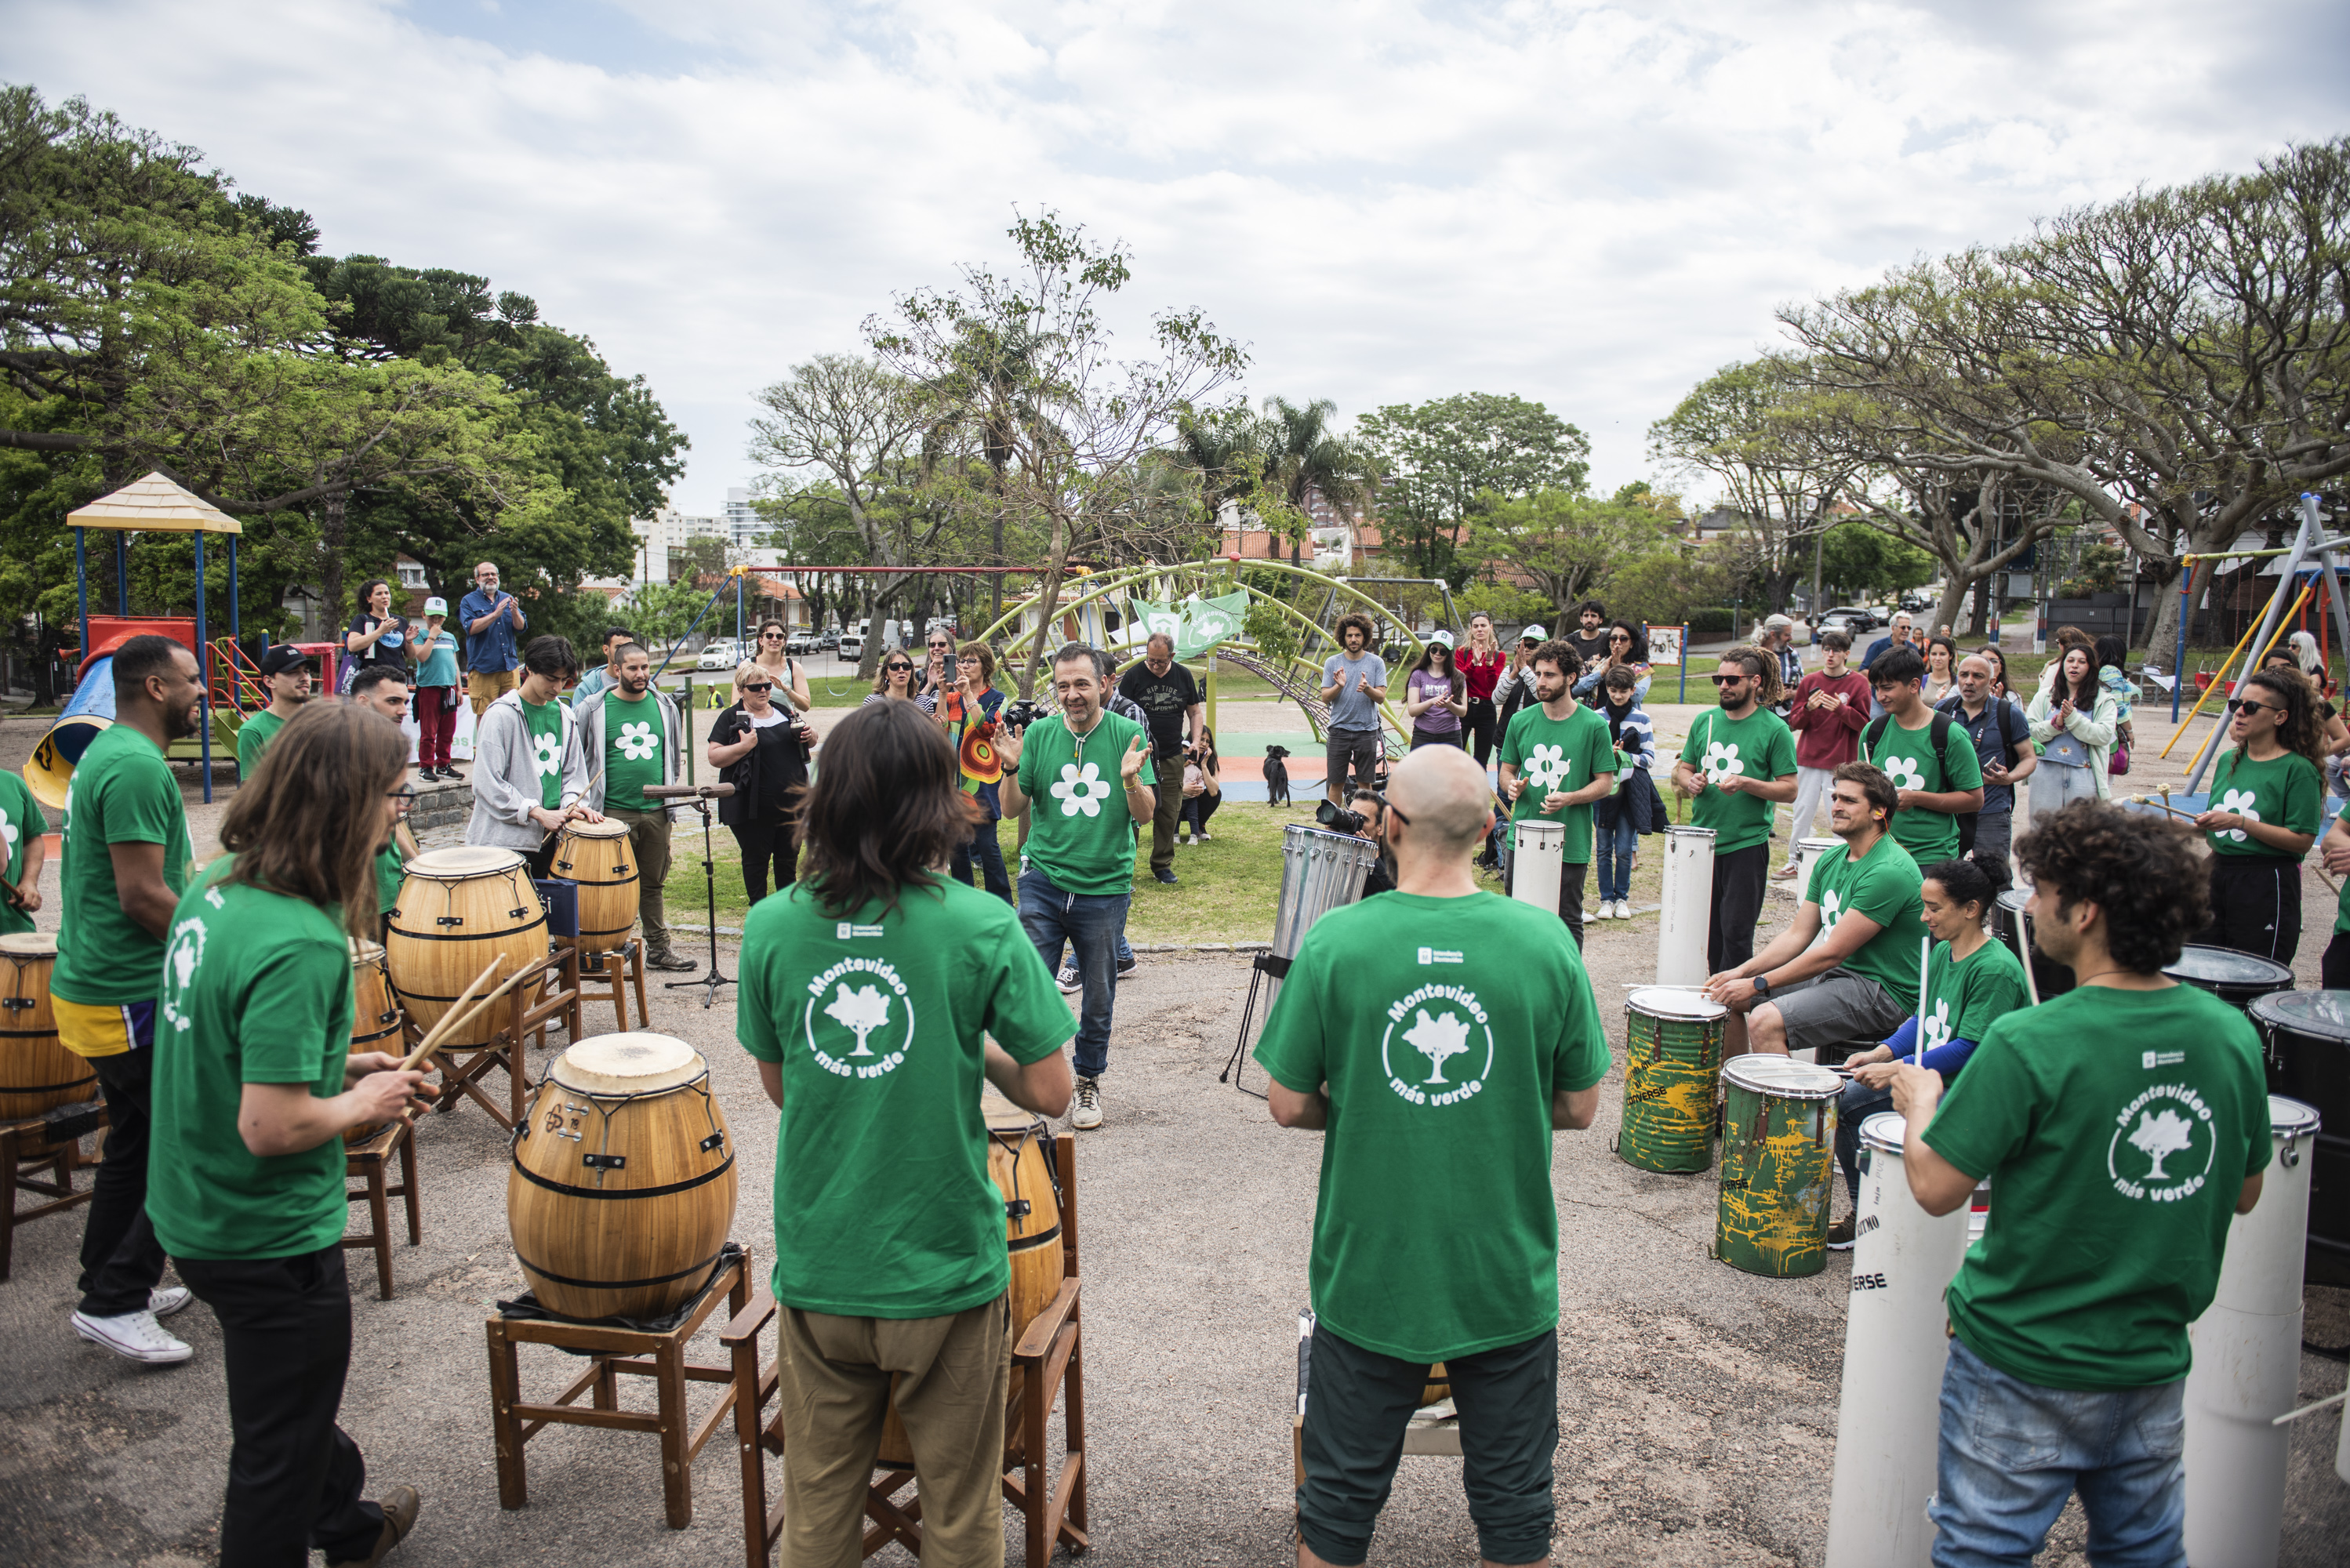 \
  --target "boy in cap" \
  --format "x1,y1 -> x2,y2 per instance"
236,645 -> 313,779
412,599 -> 463,780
